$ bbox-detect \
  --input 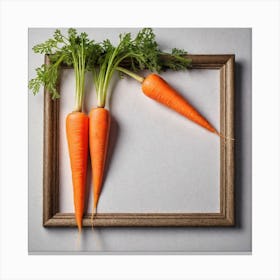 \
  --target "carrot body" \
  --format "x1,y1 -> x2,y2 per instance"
66,112 -> 89,231
89,108 -> 111,211
142,74 -> 216,133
